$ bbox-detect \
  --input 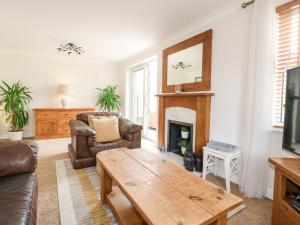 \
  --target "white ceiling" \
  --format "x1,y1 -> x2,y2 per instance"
0,0 -> 230,63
